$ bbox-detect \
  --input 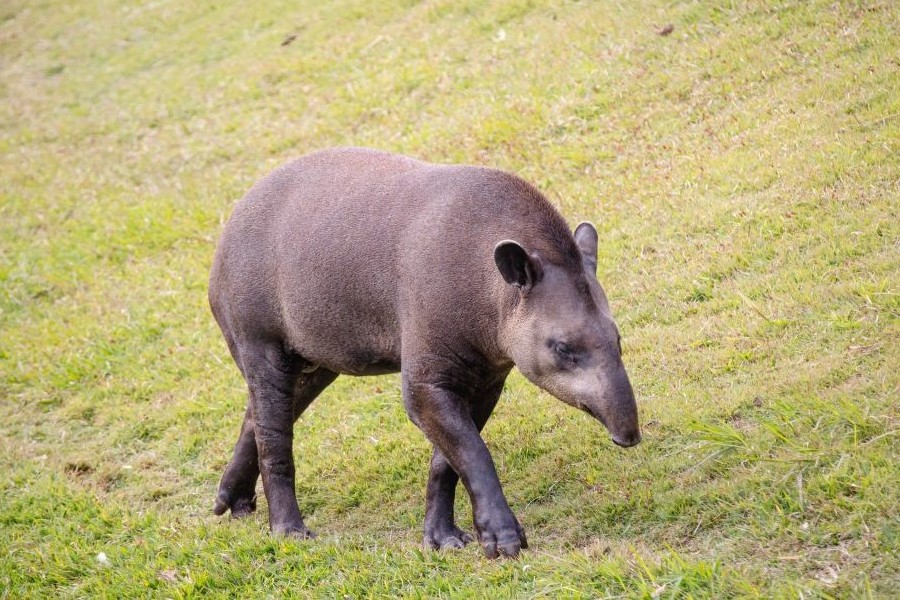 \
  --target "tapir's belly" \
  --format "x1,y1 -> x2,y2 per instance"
277,243 -> 404,377
281,302 -> 402,376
